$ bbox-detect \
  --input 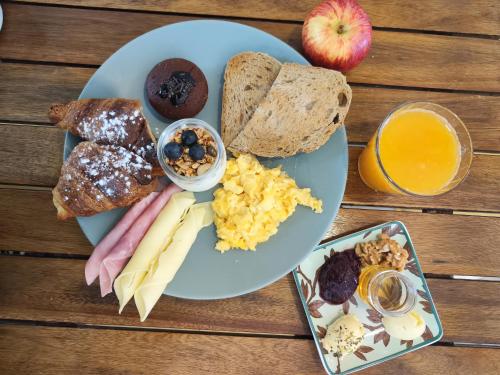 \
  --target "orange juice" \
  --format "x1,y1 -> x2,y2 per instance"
359,108 -> 461,195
